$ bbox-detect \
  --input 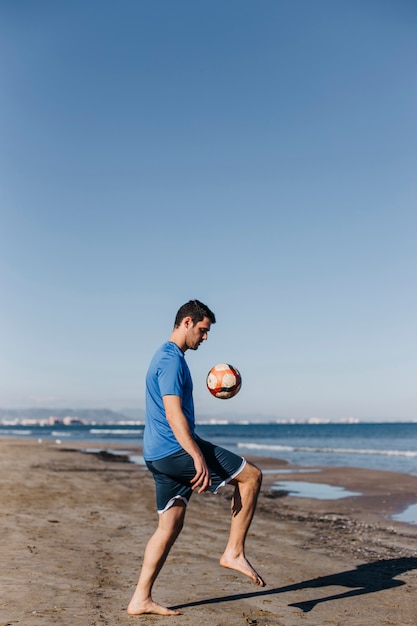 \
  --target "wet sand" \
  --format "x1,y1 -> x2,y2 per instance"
1,438 -> 417,626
